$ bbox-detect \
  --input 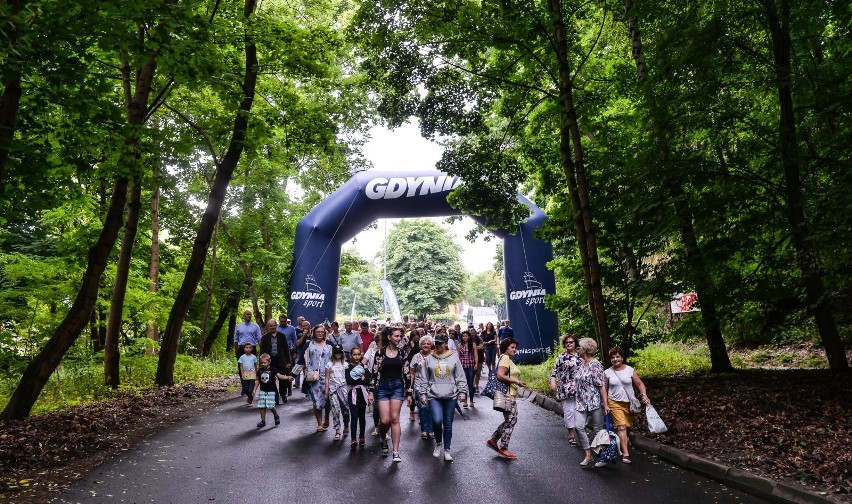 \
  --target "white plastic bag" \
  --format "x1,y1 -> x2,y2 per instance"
646,404 -> 668,434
